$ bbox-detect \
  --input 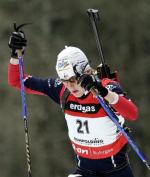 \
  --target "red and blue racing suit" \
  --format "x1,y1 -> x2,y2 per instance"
8,63 -> 138,177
